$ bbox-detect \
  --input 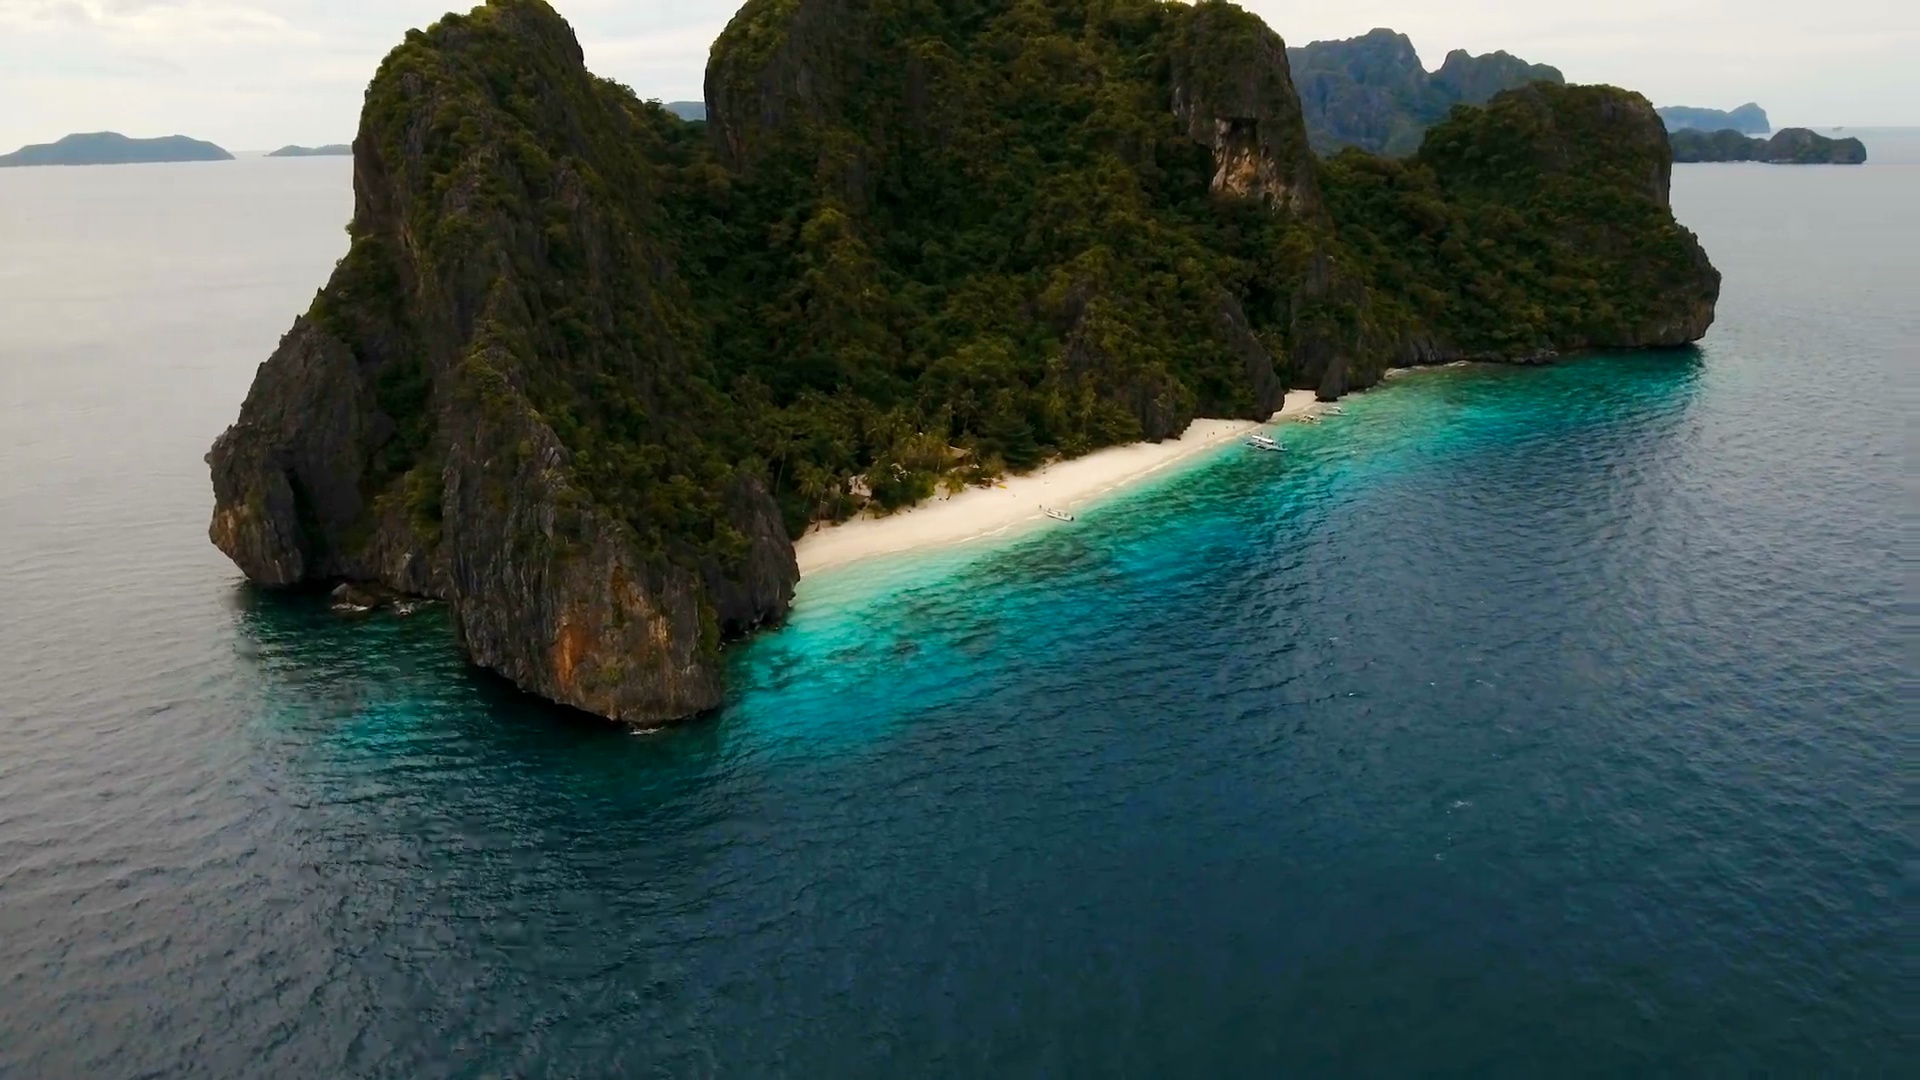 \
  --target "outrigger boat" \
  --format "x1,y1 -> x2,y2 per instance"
1041,505 -> 1076,522
1246,433 -> 1285,452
